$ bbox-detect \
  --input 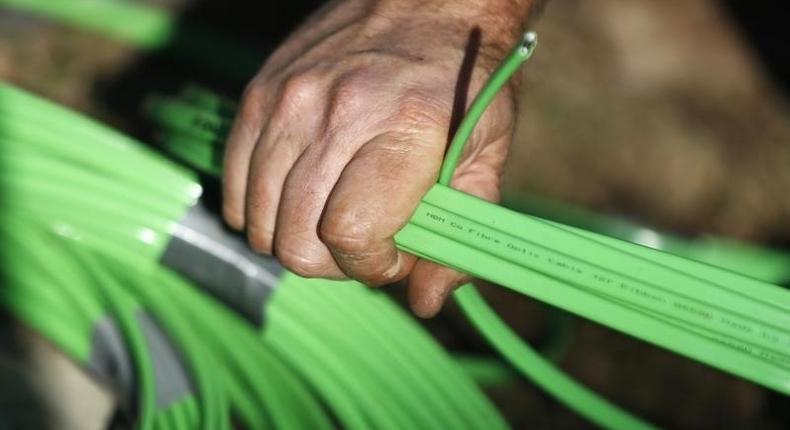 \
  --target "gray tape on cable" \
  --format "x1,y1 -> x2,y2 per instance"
161,200 -> 282,325
89,317 -> 135,402
88,312 -> 194,410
